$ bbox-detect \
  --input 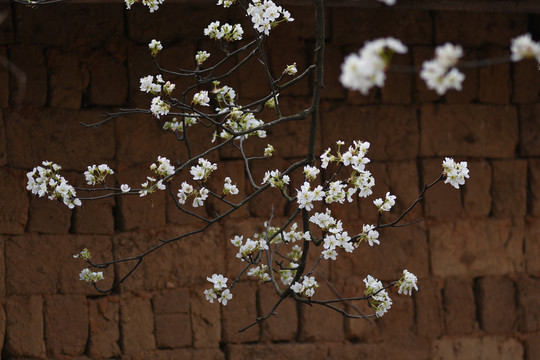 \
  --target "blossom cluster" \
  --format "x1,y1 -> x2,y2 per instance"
231,235 -> 269,261
373,192 -> 396,213
84,164 -> 114,185
79,268 -> 104,283
247,264 -> 270,283
291,276 -> 319,298
223,176 -> 239,195
363,275 -> 392,317
190,158 -> 217,182
204,274 -> 233,305
26,161 -> 81,209
177,182 -> 209,207
204,21 -> 243,42
510,33 -> 540,62
296,140 -> 376,212
247,0 -> 294,36
442,157 -> 470,189
396,269 -> 418,296
262,169 -> 290,189
213,108 -> 266,141
420,43 -> 465,95
148,39 -> 163,57
163,115 -> 198,133
150,156 -> 175,178
340,37 -> 407,94
195,50 -> 211,65
125,0 -> 164,12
